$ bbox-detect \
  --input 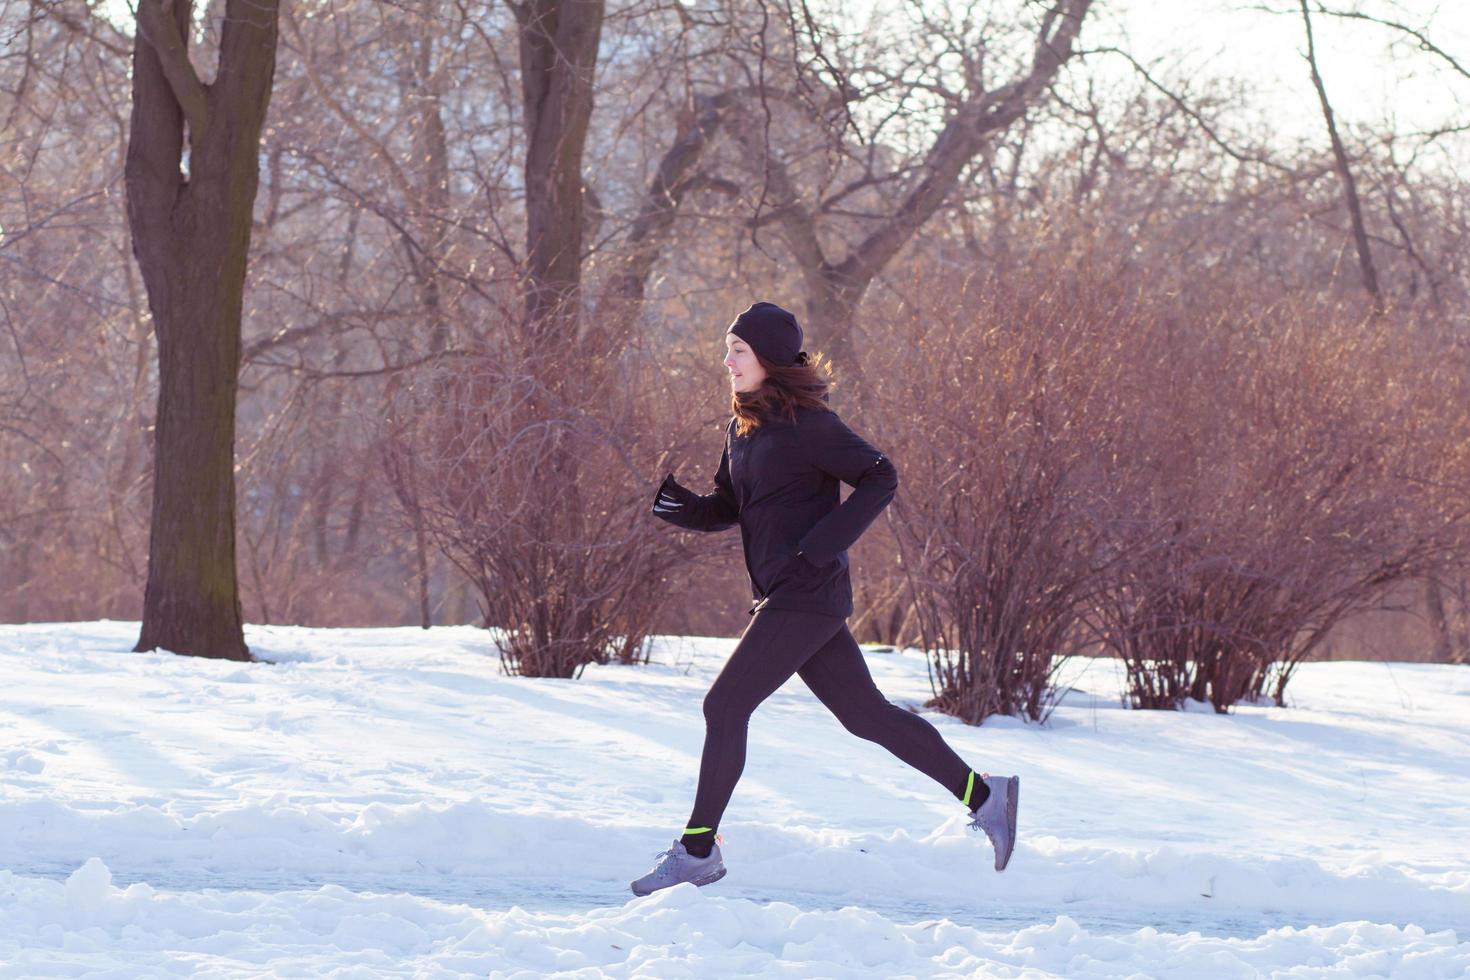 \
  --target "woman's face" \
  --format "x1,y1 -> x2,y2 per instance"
724,333 -> 767,394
